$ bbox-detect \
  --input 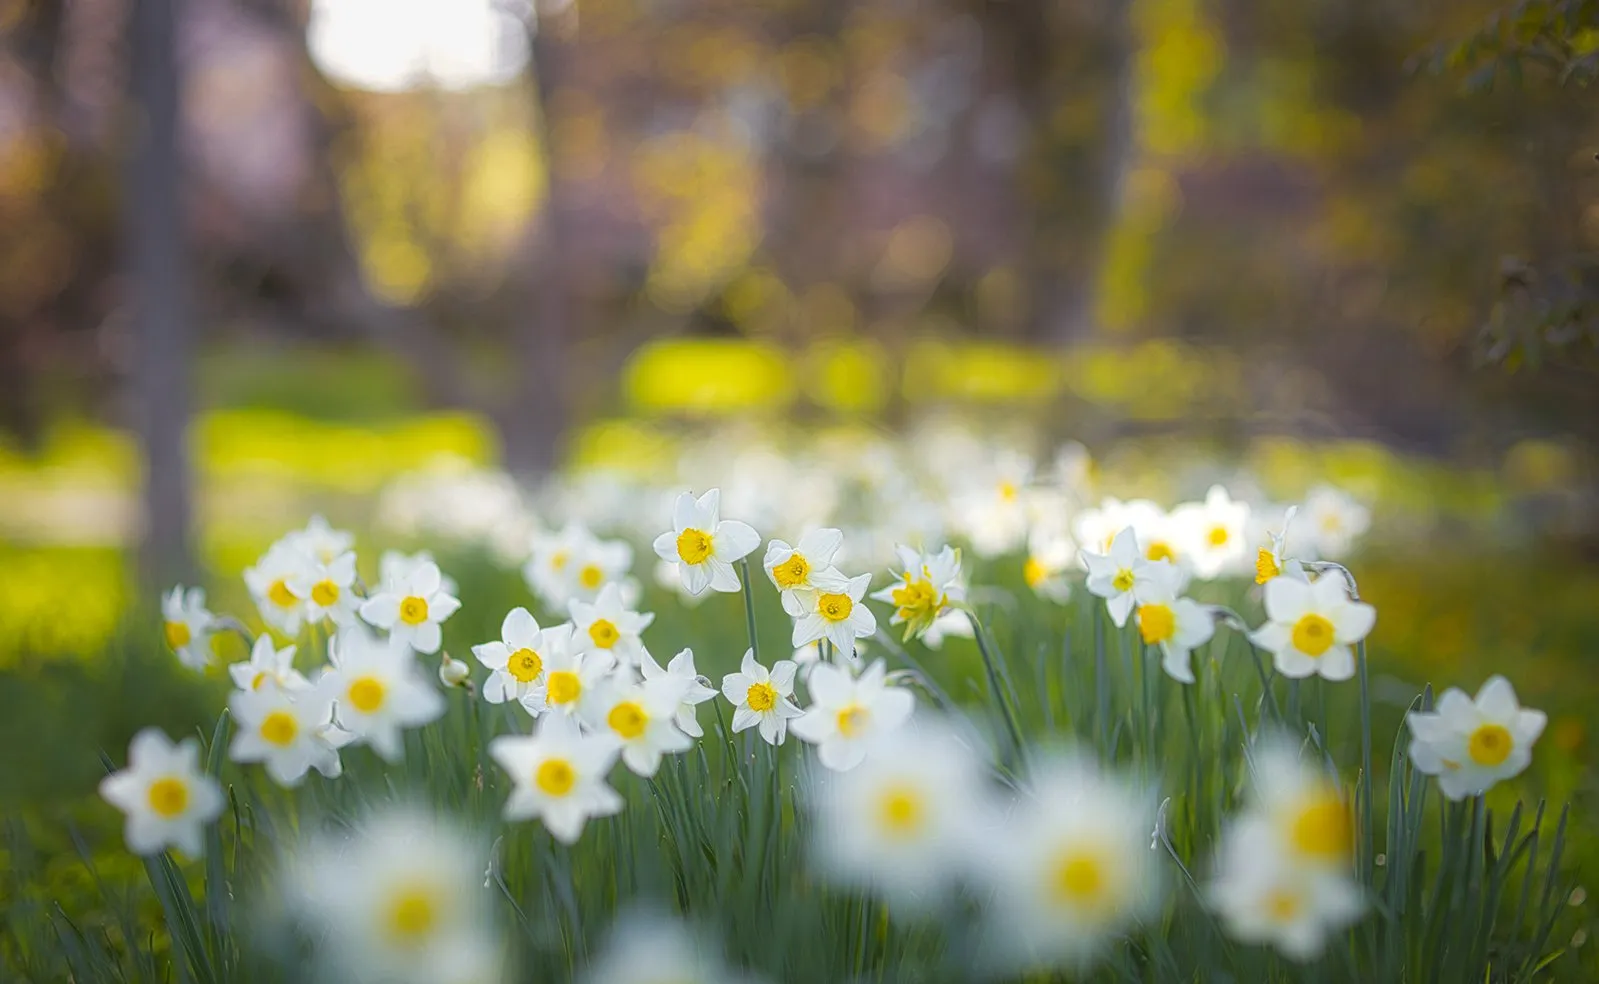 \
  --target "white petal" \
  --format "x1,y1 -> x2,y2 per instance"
713,520 -> 760,562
